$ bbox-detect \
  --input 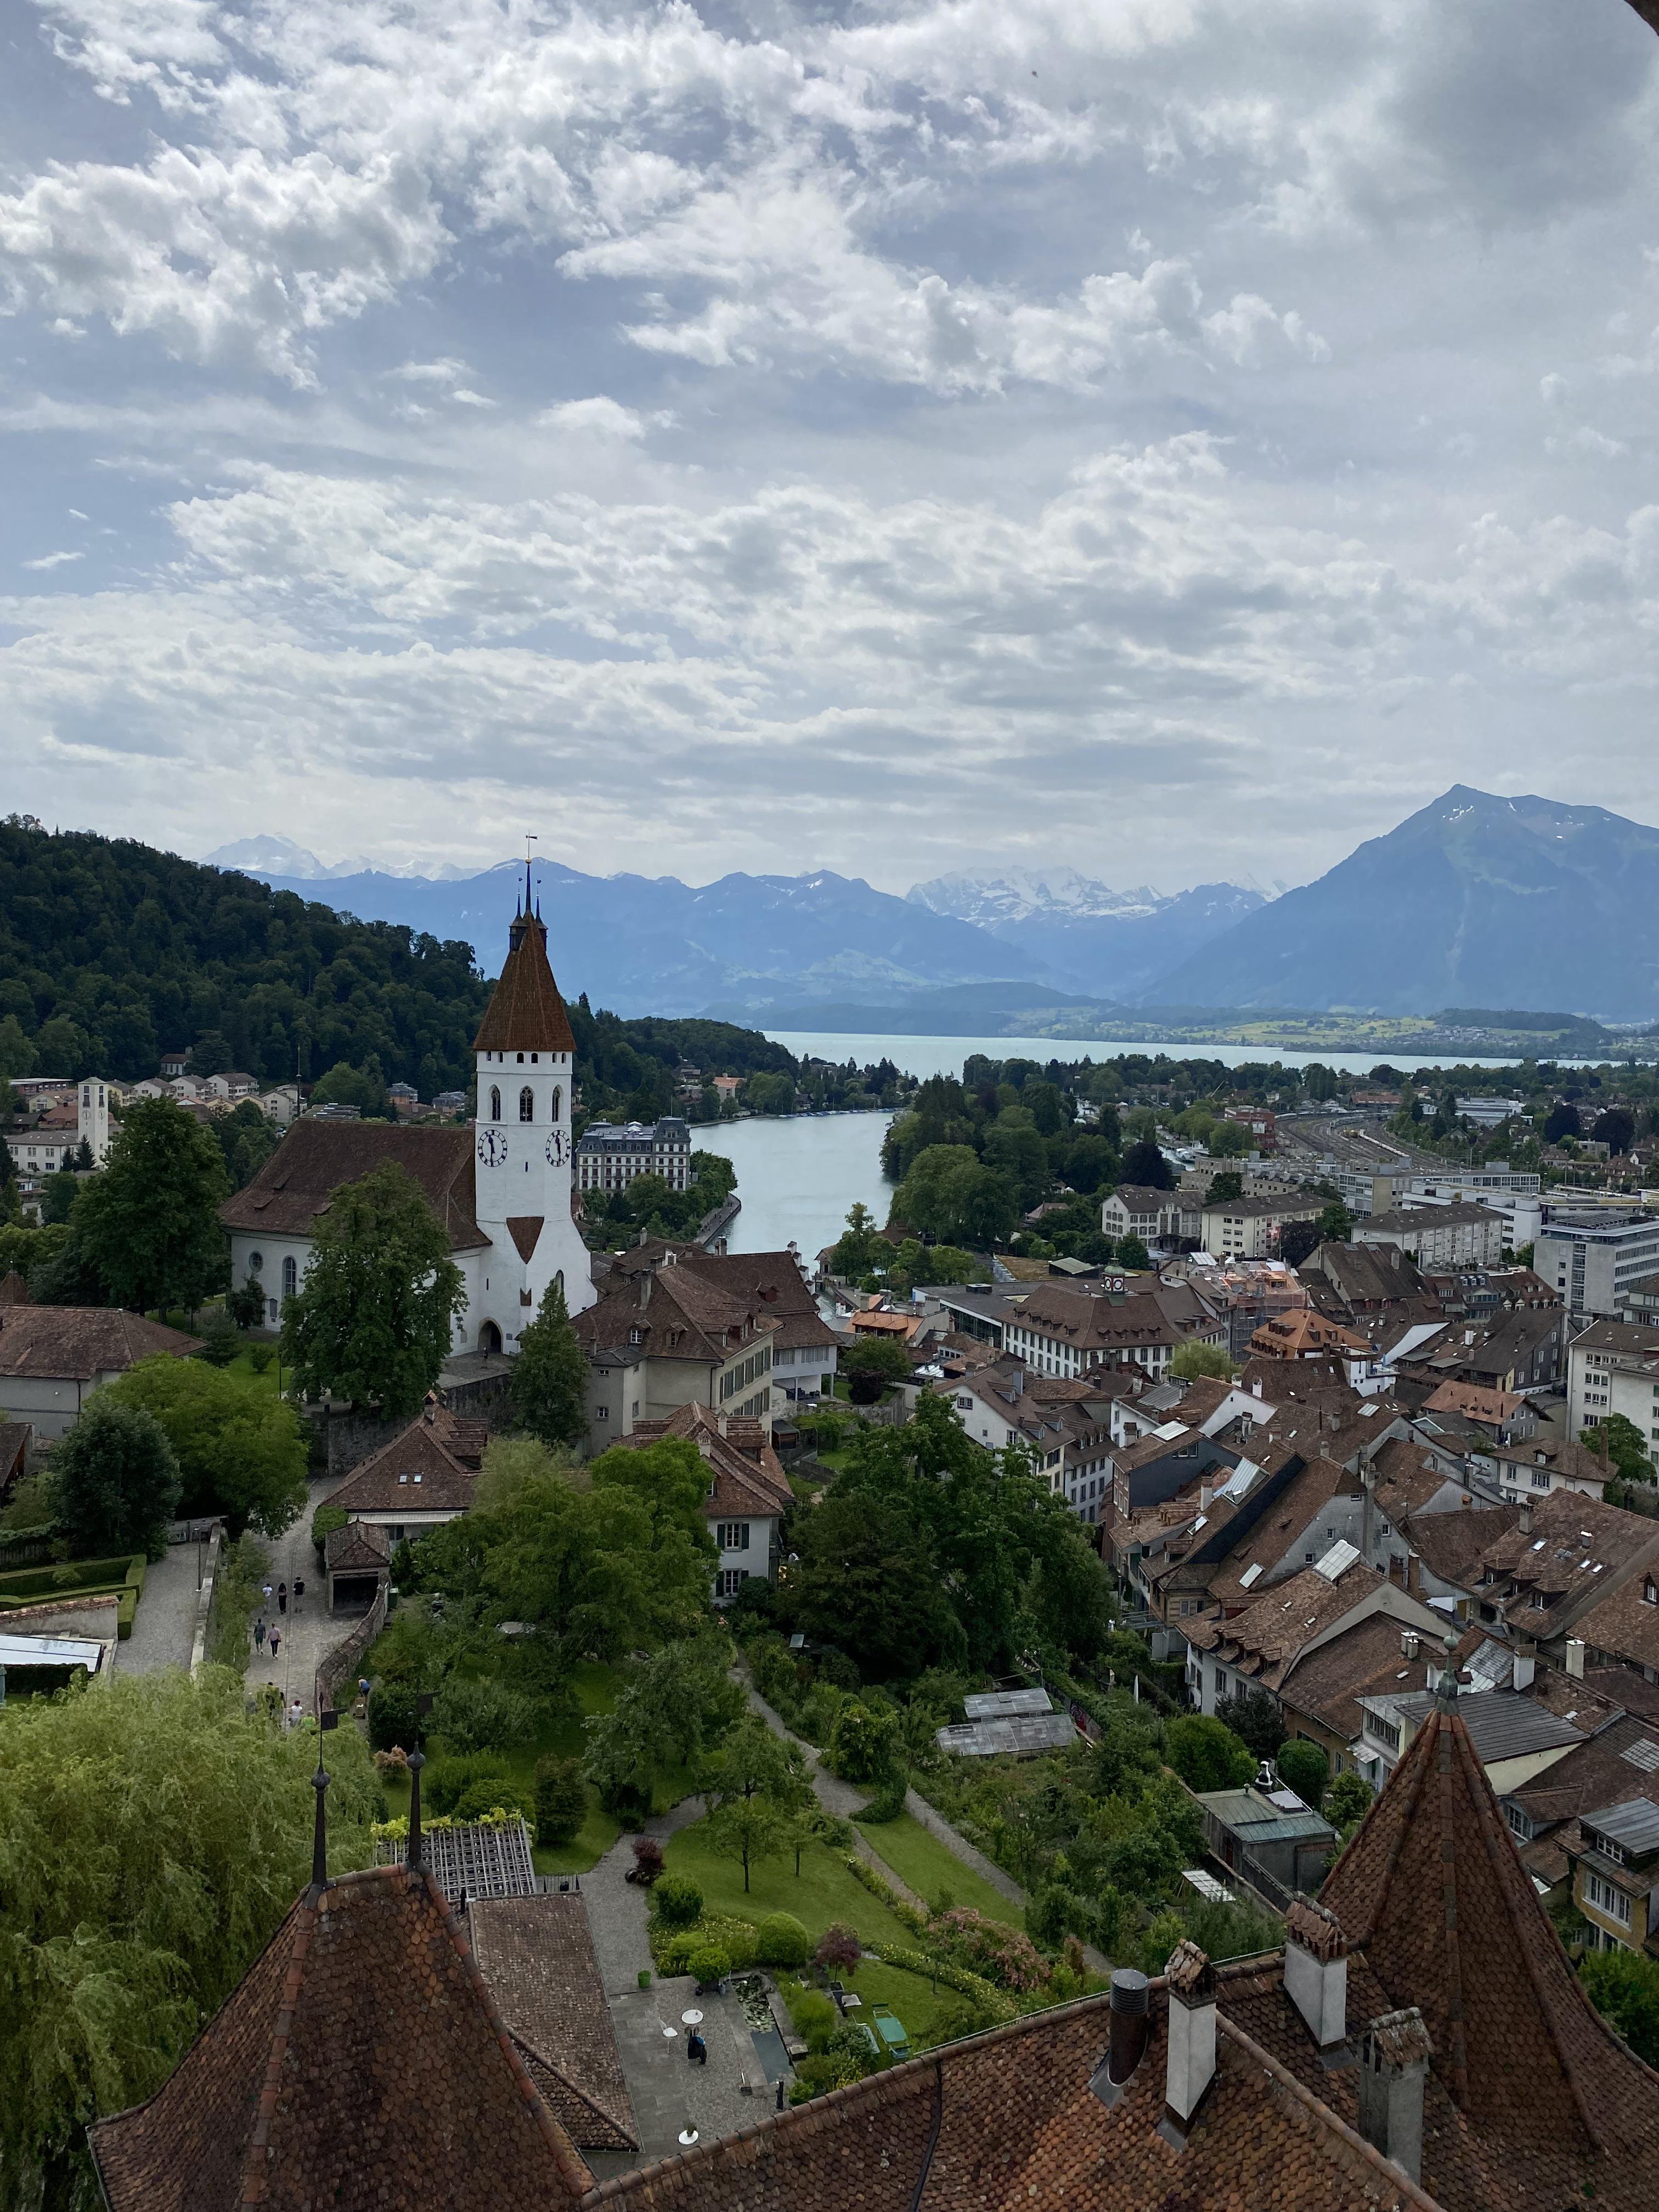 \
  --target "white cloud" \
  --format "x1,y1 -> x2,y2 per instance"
22,550 -> 85,569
